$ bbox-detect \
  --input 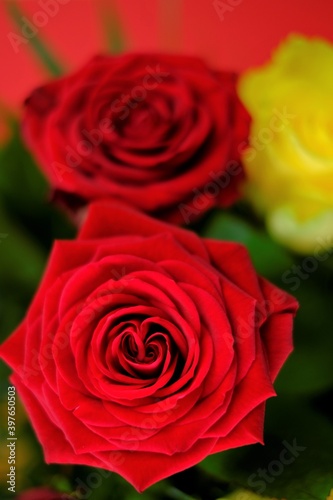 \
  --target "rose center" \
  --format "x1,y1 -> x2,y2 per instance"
122,332 -> 162,364
106,316 -> 183,381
